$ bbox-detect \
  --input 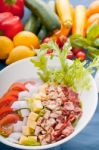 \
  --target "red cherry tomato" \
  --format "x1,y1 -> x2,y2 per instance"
47,49 -> 53,55
42,37 -> 51,44
72,47 -> 84,55
56,35 -> 67,48
76,51 -> 86,61
67,51 -> 74,60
